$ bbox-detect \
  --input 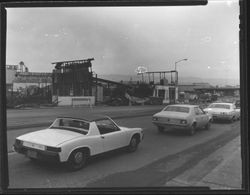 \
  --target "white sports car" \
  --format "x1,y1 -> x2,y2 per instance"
203,102 -> 240,122
13,115 -> 144,171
